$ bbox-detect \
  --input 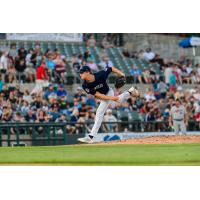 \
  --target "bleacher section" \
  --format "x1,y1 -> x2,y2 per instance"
0,40 -> 162,85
